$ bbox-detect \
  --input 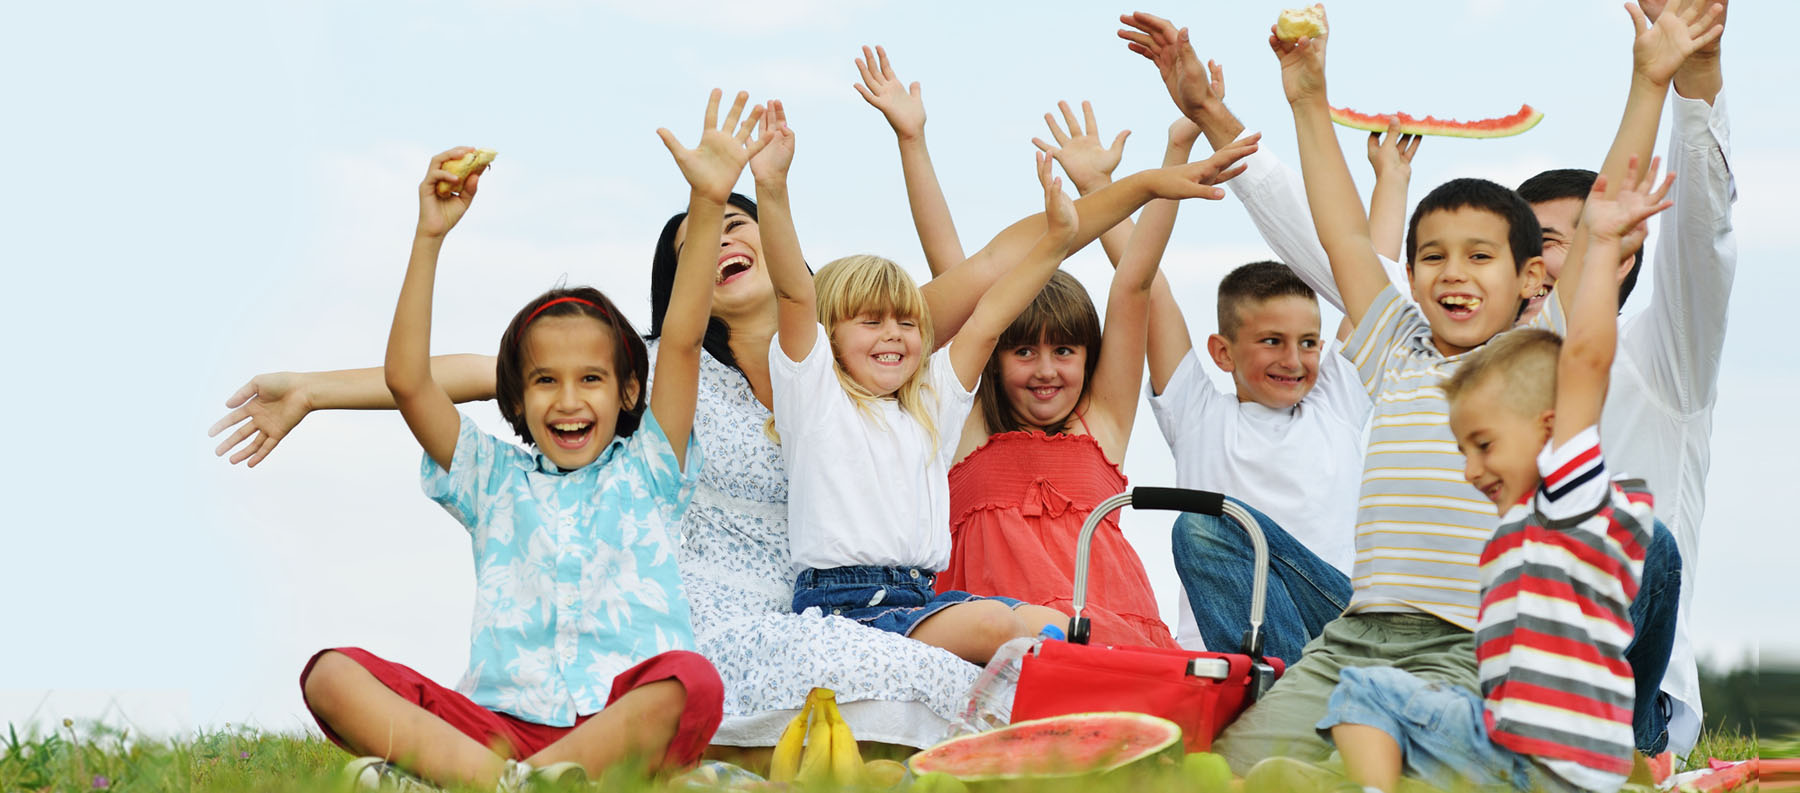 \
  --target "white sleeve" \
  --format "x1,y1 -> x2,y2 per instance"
1620,91 -> 1736,416
1227,136 -> 1410,313
930,343 -> 979,462
1147,350 -> 1223,459
769,326 -> 837,447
